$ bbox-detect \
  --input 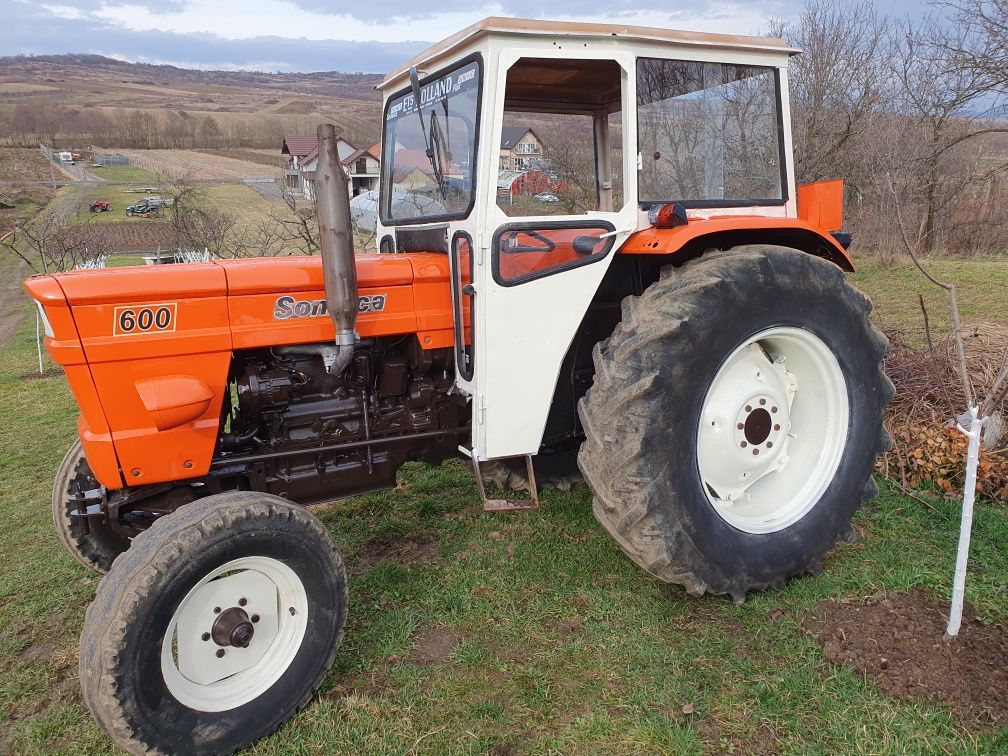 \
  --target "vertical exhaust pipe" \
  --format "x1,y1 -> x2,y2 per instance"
316,123 -> 358,375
